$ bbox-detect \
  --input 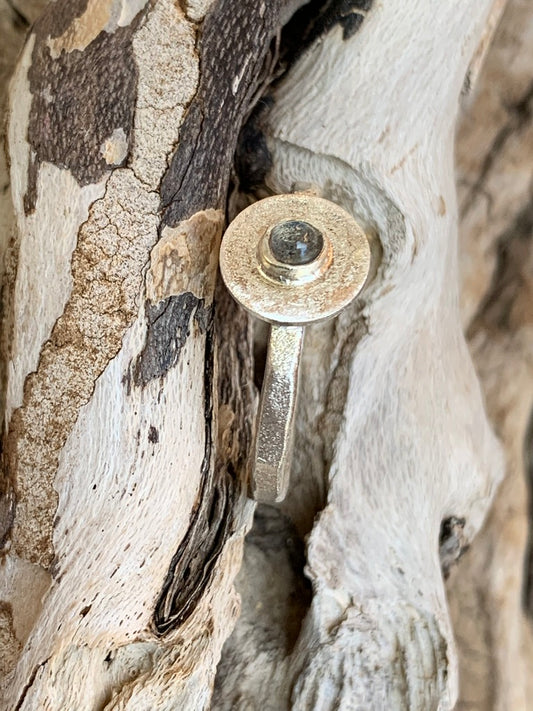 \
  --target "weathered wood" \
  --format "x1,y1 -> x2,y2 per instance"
448,0 -> 533,708
214,1 -> 507,708
0,0 -> 282,707
2,0 -> 531,709
0,0 -> 34,683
